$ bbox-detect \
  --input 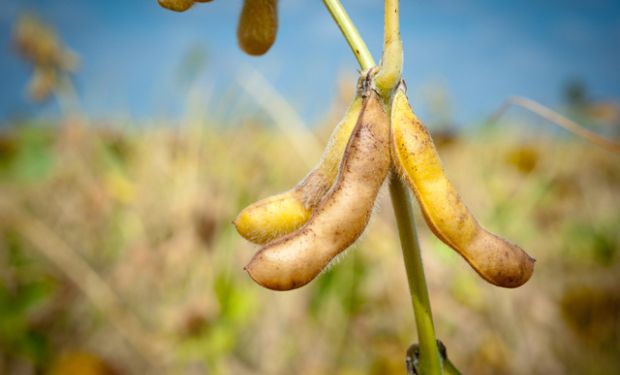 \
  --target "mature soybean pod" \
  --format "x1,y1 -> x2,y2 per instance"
390,84 -> 535,288
245,88 -> 390,291
237,0 -> 278,56
234,95 -> 364,244
158,0 -> 194,12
